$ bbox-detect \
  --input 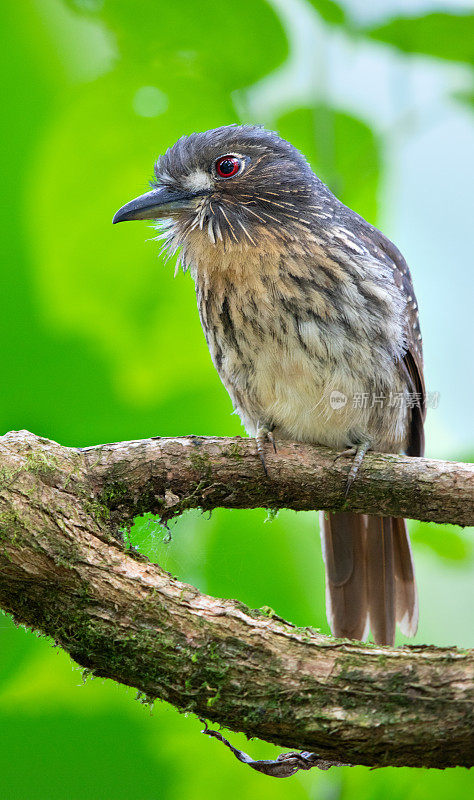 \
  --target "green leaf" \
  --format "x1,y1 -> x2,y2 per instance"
307,0 -> 347,26
66,0 -> 288,85
362,12 -> 474,65
410,521 -> 473,562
